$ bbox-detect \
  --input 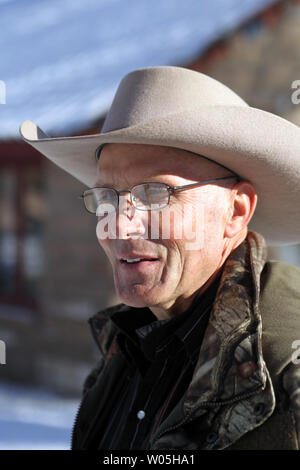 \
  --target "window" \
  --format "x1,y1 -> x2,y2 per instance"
0,150 -> 46,311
